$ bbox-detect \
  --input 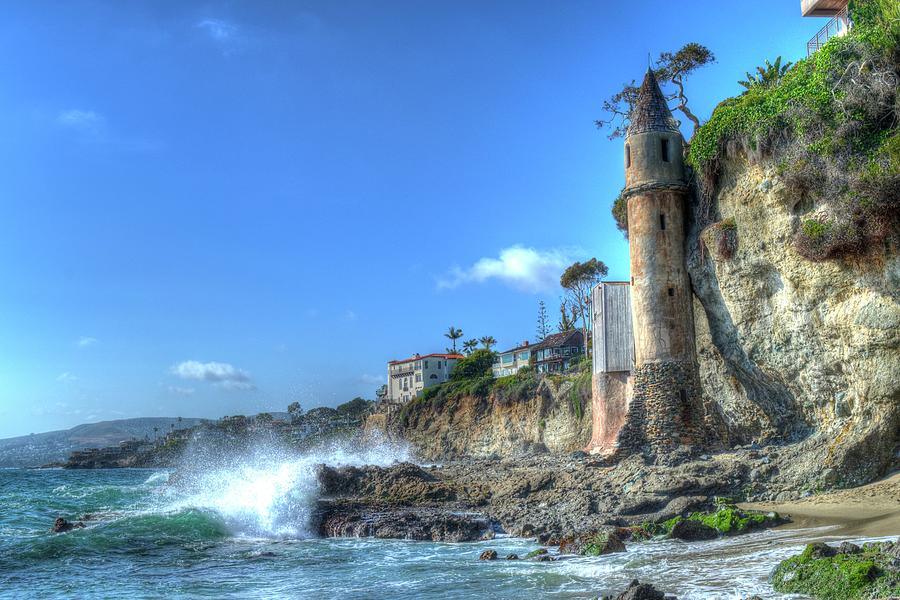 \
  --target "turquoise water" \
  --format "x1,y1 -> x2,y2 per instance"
0,461 -> 885,599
